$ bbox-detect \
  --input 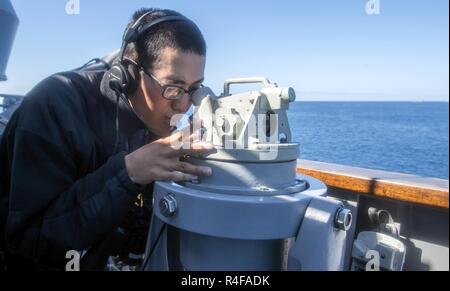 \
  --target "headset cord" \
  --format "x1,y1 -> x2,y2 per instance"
140,223 -> 167,271
113,89 -> 123,154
